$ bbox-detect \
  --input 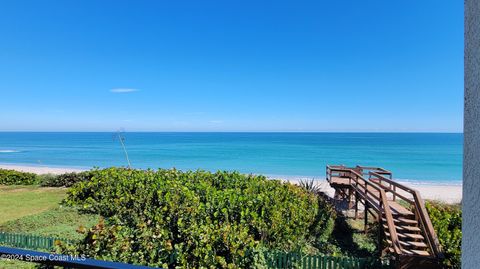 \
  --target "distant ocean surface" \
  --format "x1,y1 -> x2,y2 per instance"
0,132 -> 462,184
